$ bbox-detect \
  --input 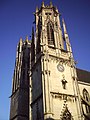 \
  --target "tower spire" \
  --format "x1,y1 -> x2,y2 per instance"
25,35 -> 29,43
41,1 -> 45,7
36,6 -> 38,12
50,1 -> 53,7
62,18 -> 67,34
62,18 -> 72,55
